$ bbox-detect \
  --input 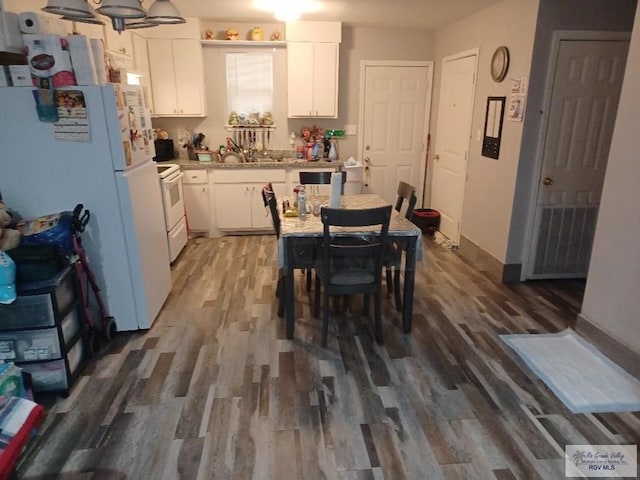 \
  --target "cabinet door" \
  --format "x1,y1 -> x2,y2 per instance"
250,184 -> 273,230
214,184 -> 252,229
287,42 -> 314,117
183,184 -> 210,231
147,39 -> 178,115
172,39 -> 206,116
313,43 -> 338,117
131,33 -> 154,113
103,27 -> 134,57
